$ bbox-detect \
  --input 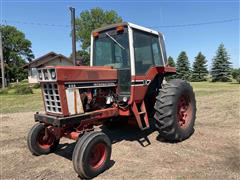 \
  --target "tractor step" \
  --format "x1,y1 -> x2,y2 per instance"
139,126 -> 150,131
132,101 -> 150,130
138,111 -> 146,115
